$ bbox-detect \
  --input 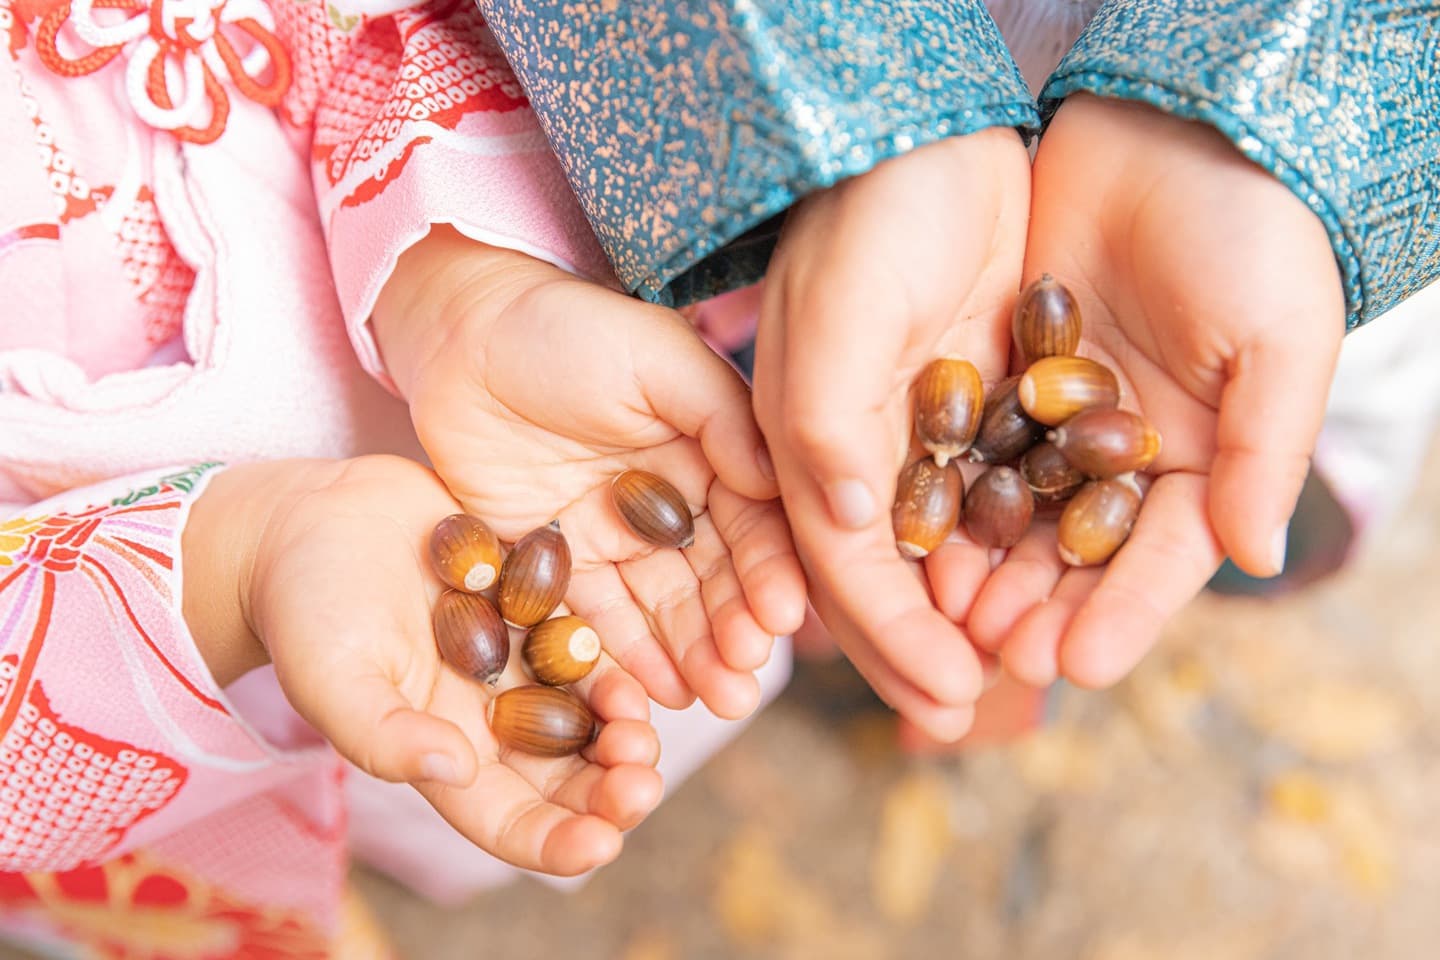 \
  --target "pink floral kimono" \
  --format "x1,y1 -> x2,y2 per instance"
0,0 -> 789,955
